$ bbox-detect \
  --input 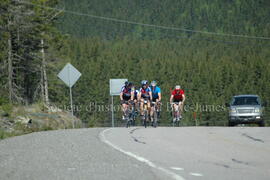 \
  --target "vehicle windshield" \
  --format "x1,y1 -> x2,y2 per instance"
232,97 -> 260,106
